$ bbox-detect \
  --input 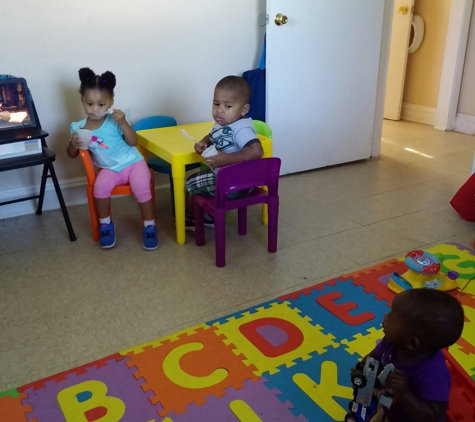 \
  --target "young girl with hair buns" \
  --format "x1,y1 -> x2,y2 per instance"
67,68 -> 158,250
